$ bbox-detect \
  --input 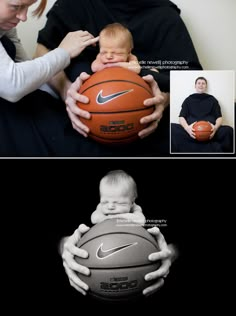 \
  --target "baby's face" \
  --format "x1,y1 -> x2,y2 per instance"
99,37 -> 130,63
100,185 -> 133,215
